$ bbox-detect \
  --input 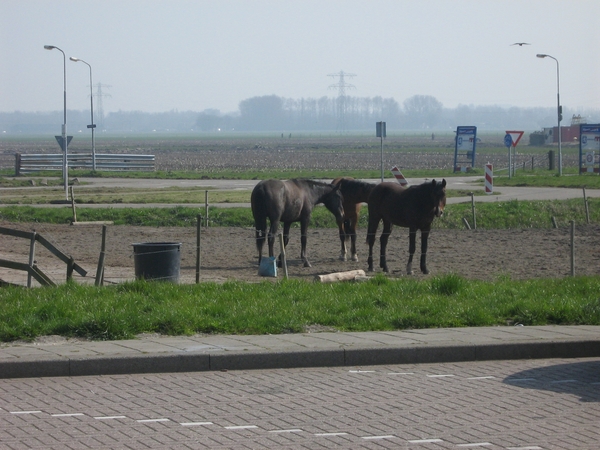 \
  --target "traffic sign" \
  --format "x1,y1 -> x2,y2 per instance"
505,131 -> 524,148
504,134 -> 512,148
